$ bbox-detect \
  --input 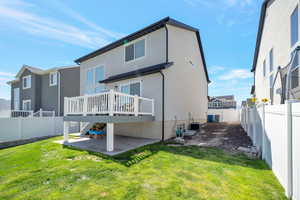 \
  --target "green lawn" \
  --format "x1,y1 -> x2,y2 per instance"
0,137 -> 286,200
